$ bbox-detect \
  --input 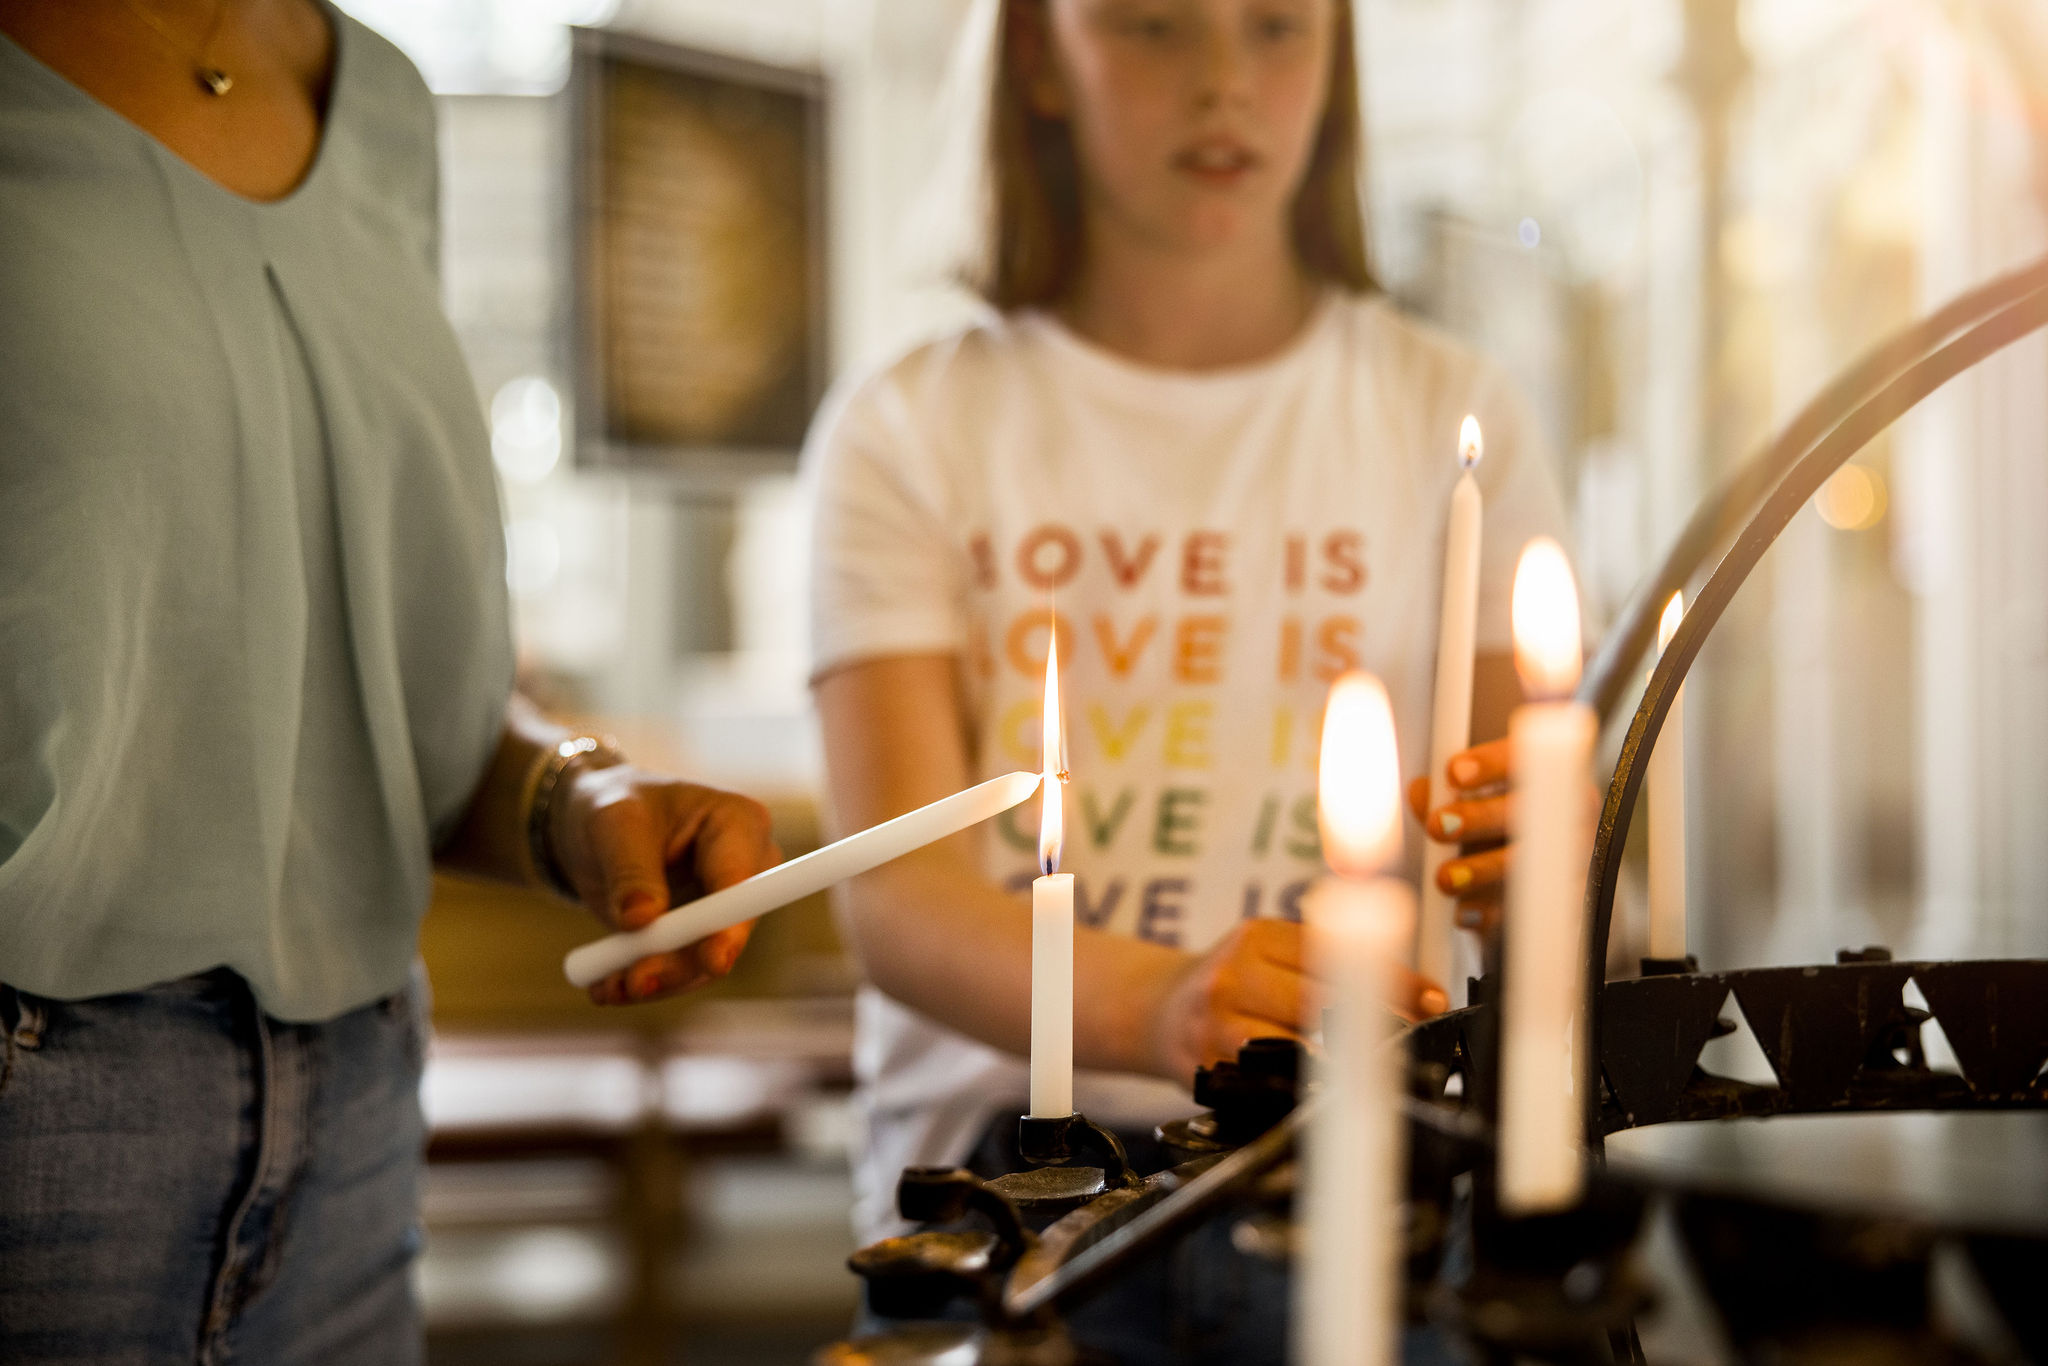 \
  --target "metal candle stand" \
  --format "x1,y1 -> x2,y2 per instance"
818,254 -> 2048,1365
